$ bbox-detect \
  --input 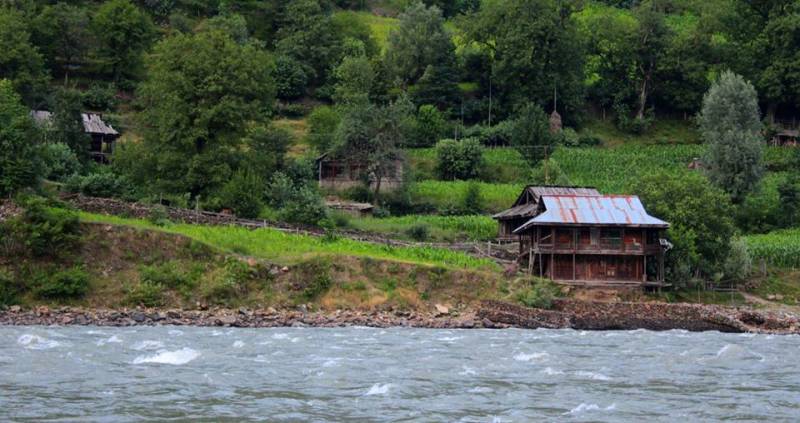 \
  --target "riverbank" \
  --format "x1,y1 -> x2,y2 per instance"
2,299 -> 799,334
